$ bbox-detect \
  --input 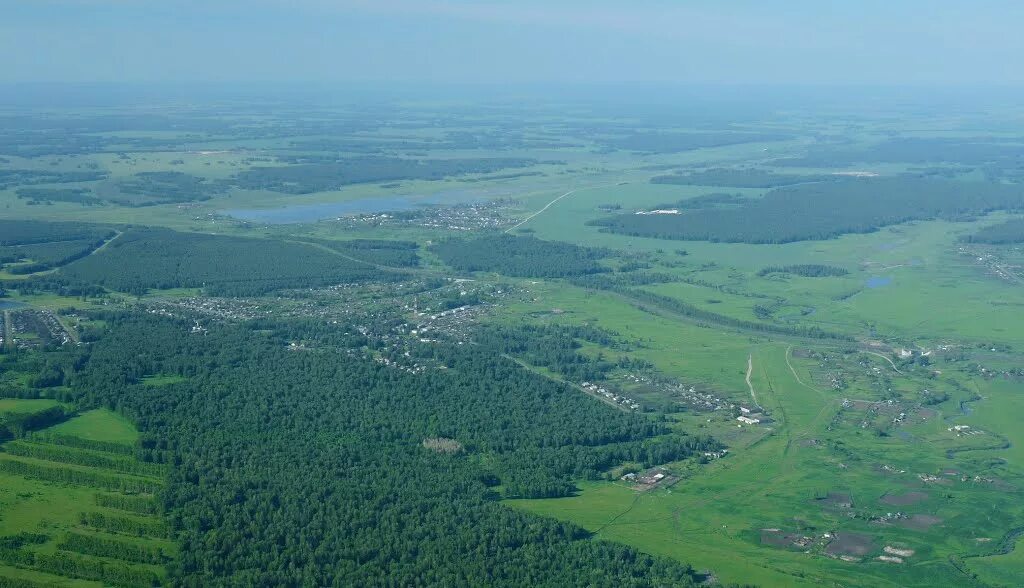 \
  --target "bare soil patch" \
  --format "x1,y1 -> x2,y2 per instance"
816,492 -> 853,509
826,532 -> 877,557
880,491 -> 928,507
897,514 -> 943,531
